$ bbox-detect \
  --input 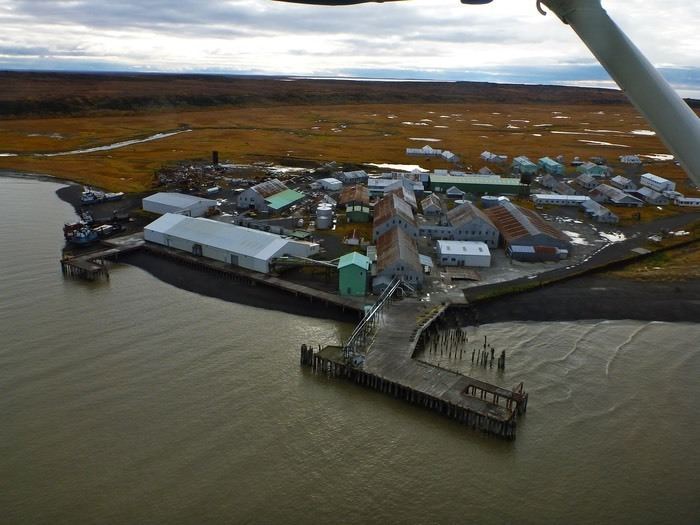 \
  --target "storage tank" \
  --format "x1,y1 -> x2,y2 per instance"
316,203 -> 333,230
